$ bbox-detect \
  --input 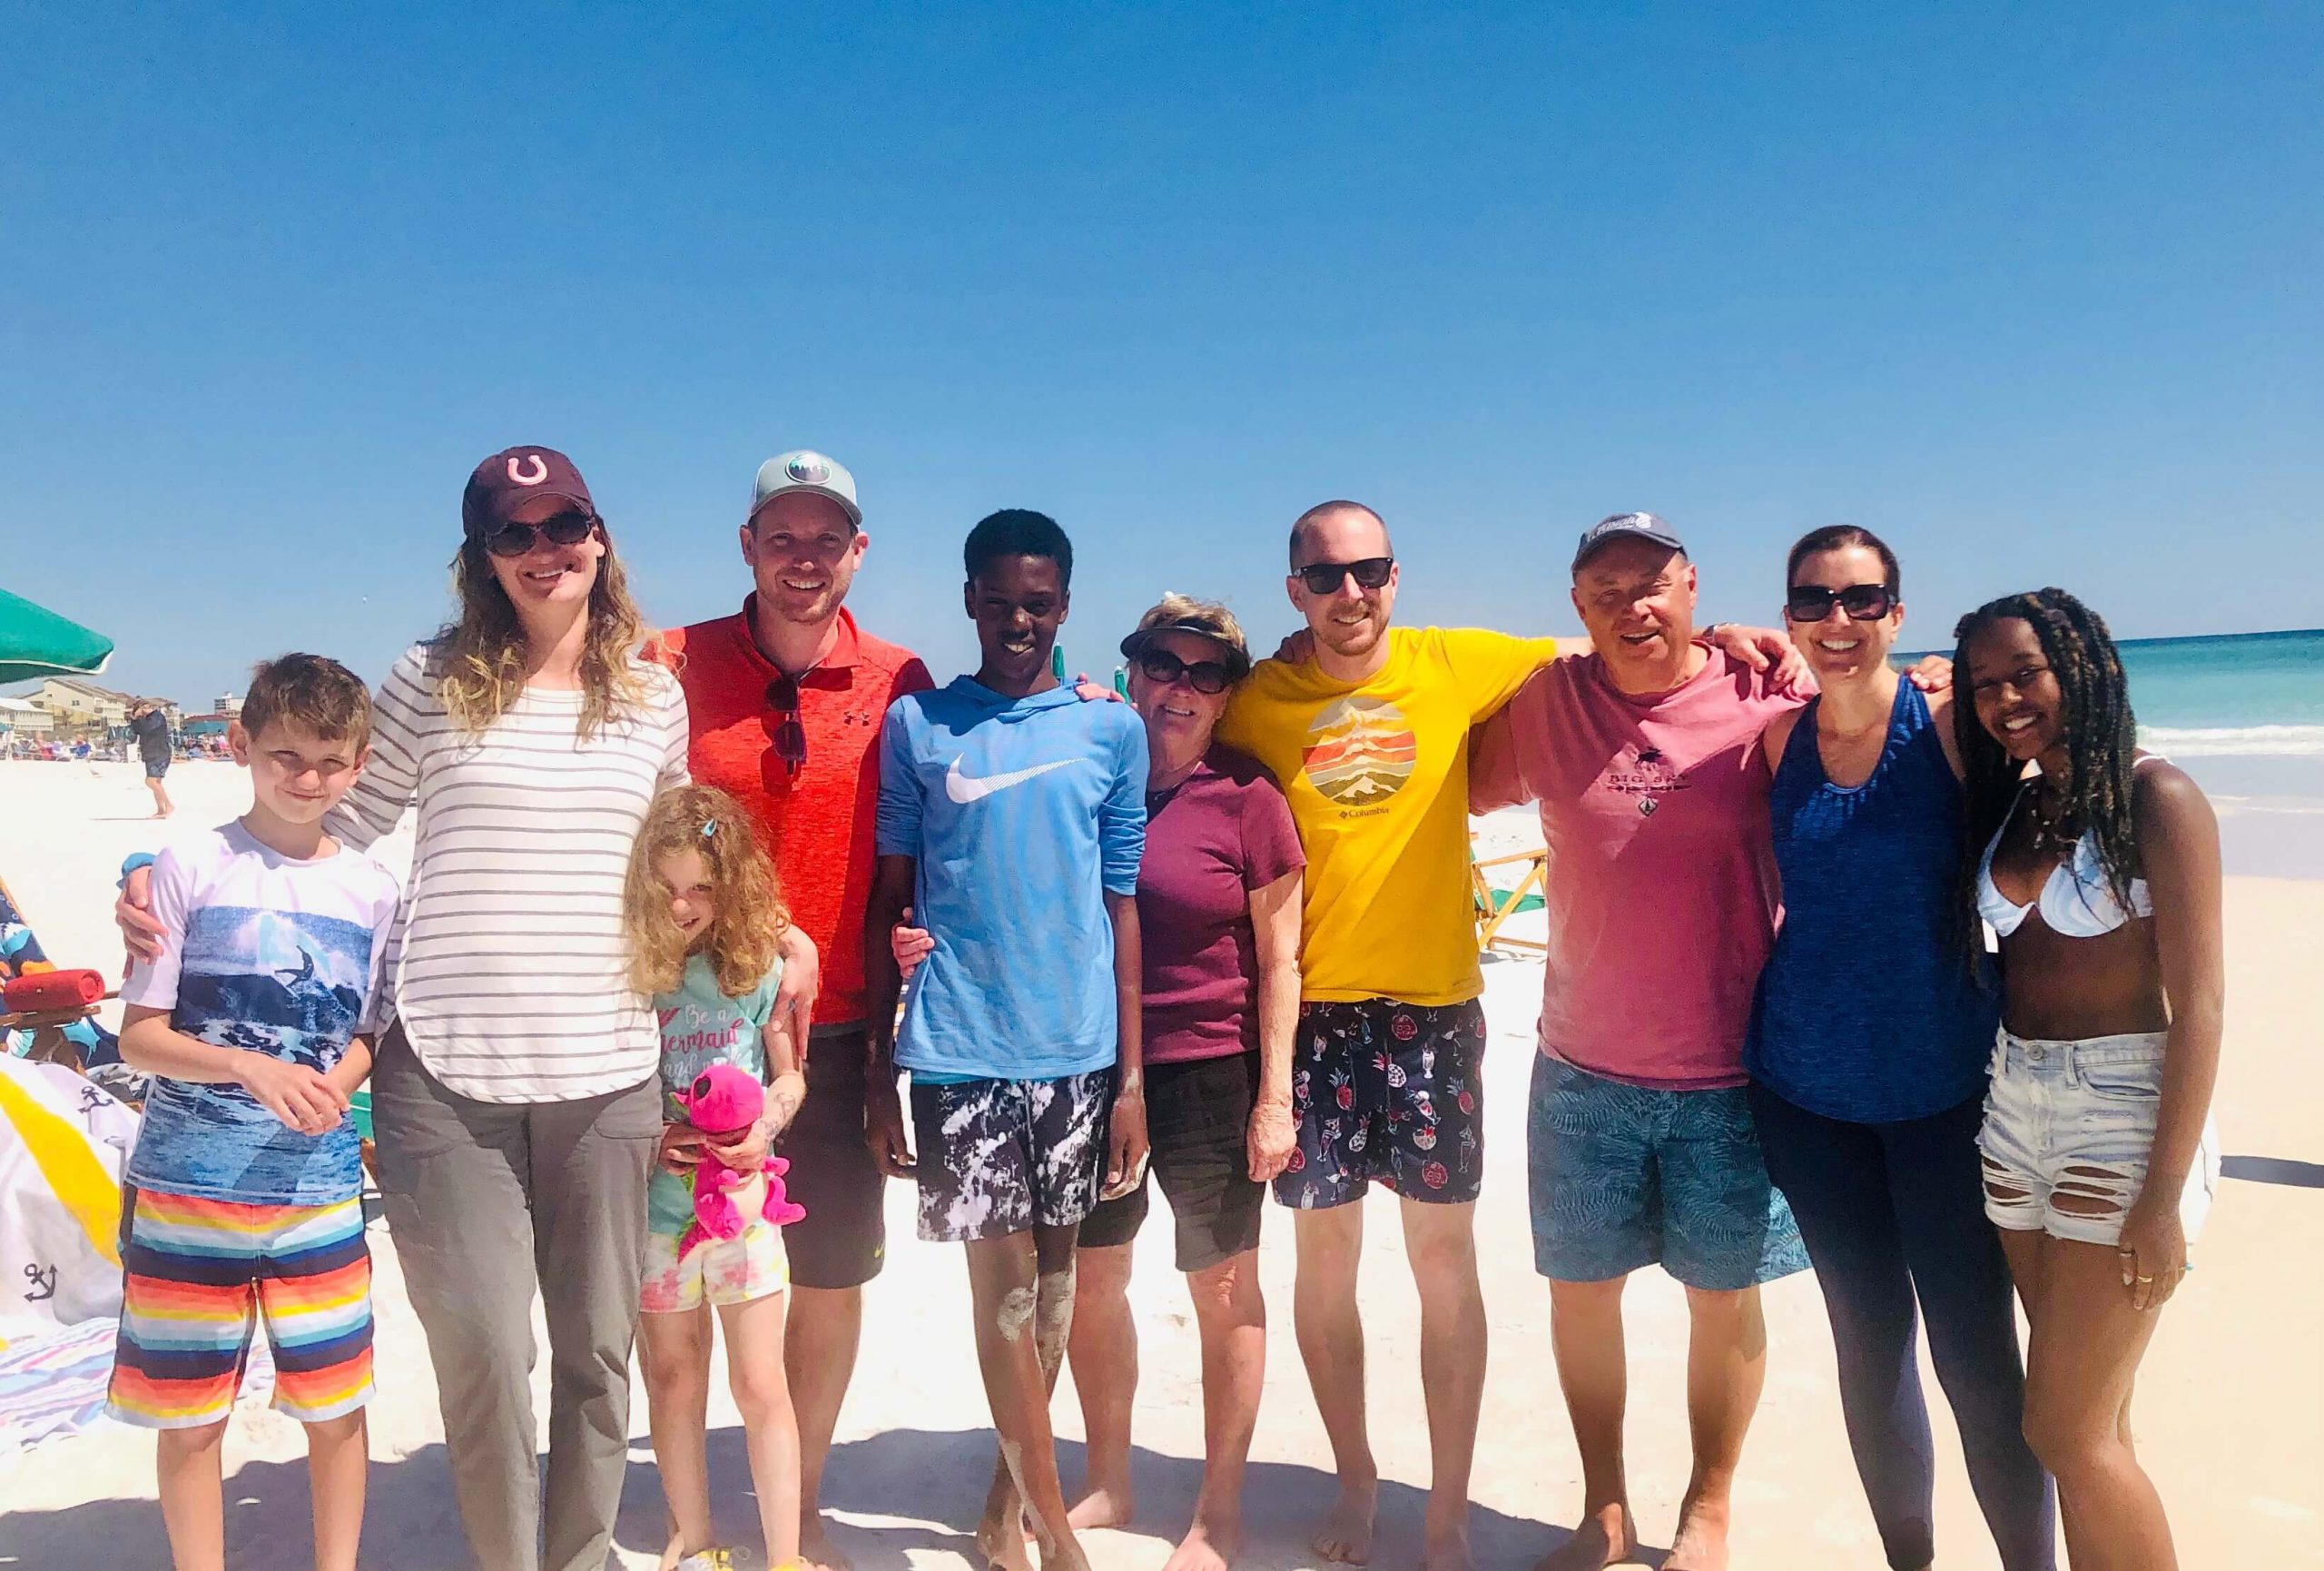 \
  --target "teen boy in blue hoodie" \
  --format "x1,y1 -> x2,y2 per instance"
864,509 -> 1147,1571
